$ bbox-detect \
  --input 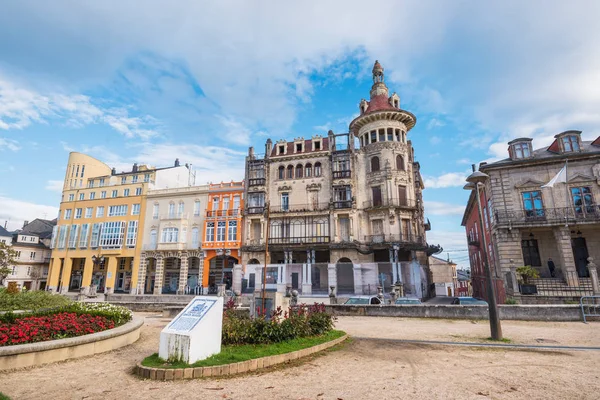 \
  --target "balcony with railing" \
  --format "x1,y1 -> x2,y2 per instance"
269,202 -> 330,213
269,235 -> 330,245
494,206 -> 600,226
332,170 -> 351,179
246,206 -> 265,215
363,198 -> 417,210
248,177 -> 266,187
206,209 -> 241,218
160,212 -> 189,220
333,200 -> 353,209
363,233 -> 425,246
